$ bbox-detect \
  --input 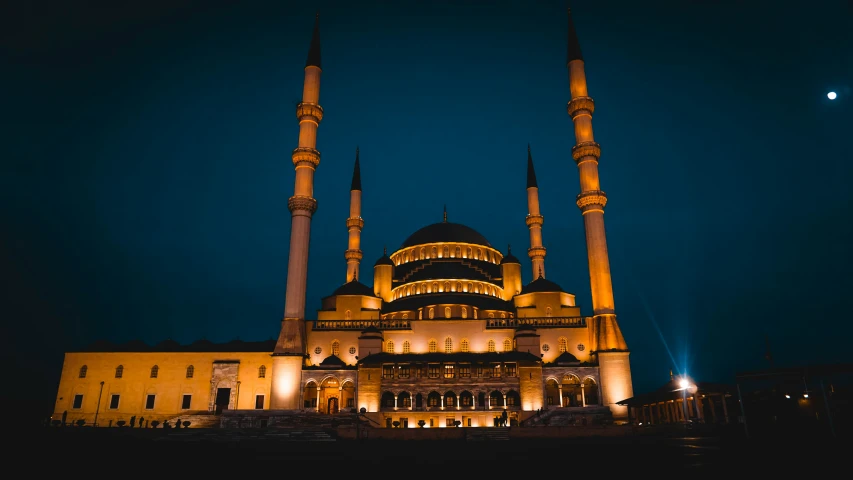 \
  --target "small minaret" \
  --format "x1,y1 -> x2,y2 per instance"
345,147 -> 364,282
526,144 -> 547,279
272,14 -> 324,409
565,7 -> 632,418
